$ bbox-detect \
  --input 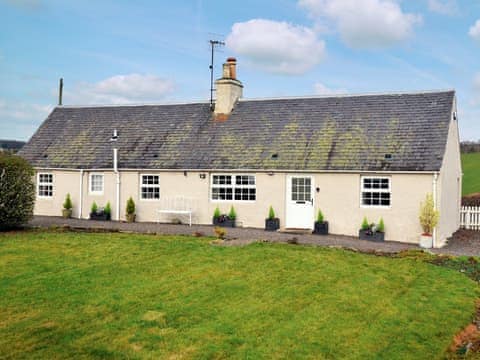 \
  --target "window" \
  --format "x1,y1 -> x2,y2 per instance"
361,177 -> 391,207
291,177 -> 311,202
141,175 -> 160,200
211,174 -> 256,201
38,173 -> 53,197
89,174 -> 104,194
